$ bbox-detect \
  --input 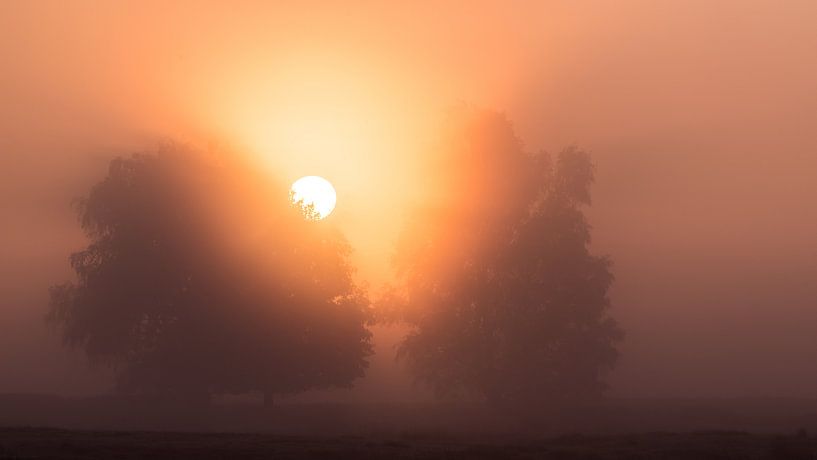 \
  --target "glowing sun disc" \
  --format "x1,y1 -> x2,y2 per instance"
290,176 -> 337,219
